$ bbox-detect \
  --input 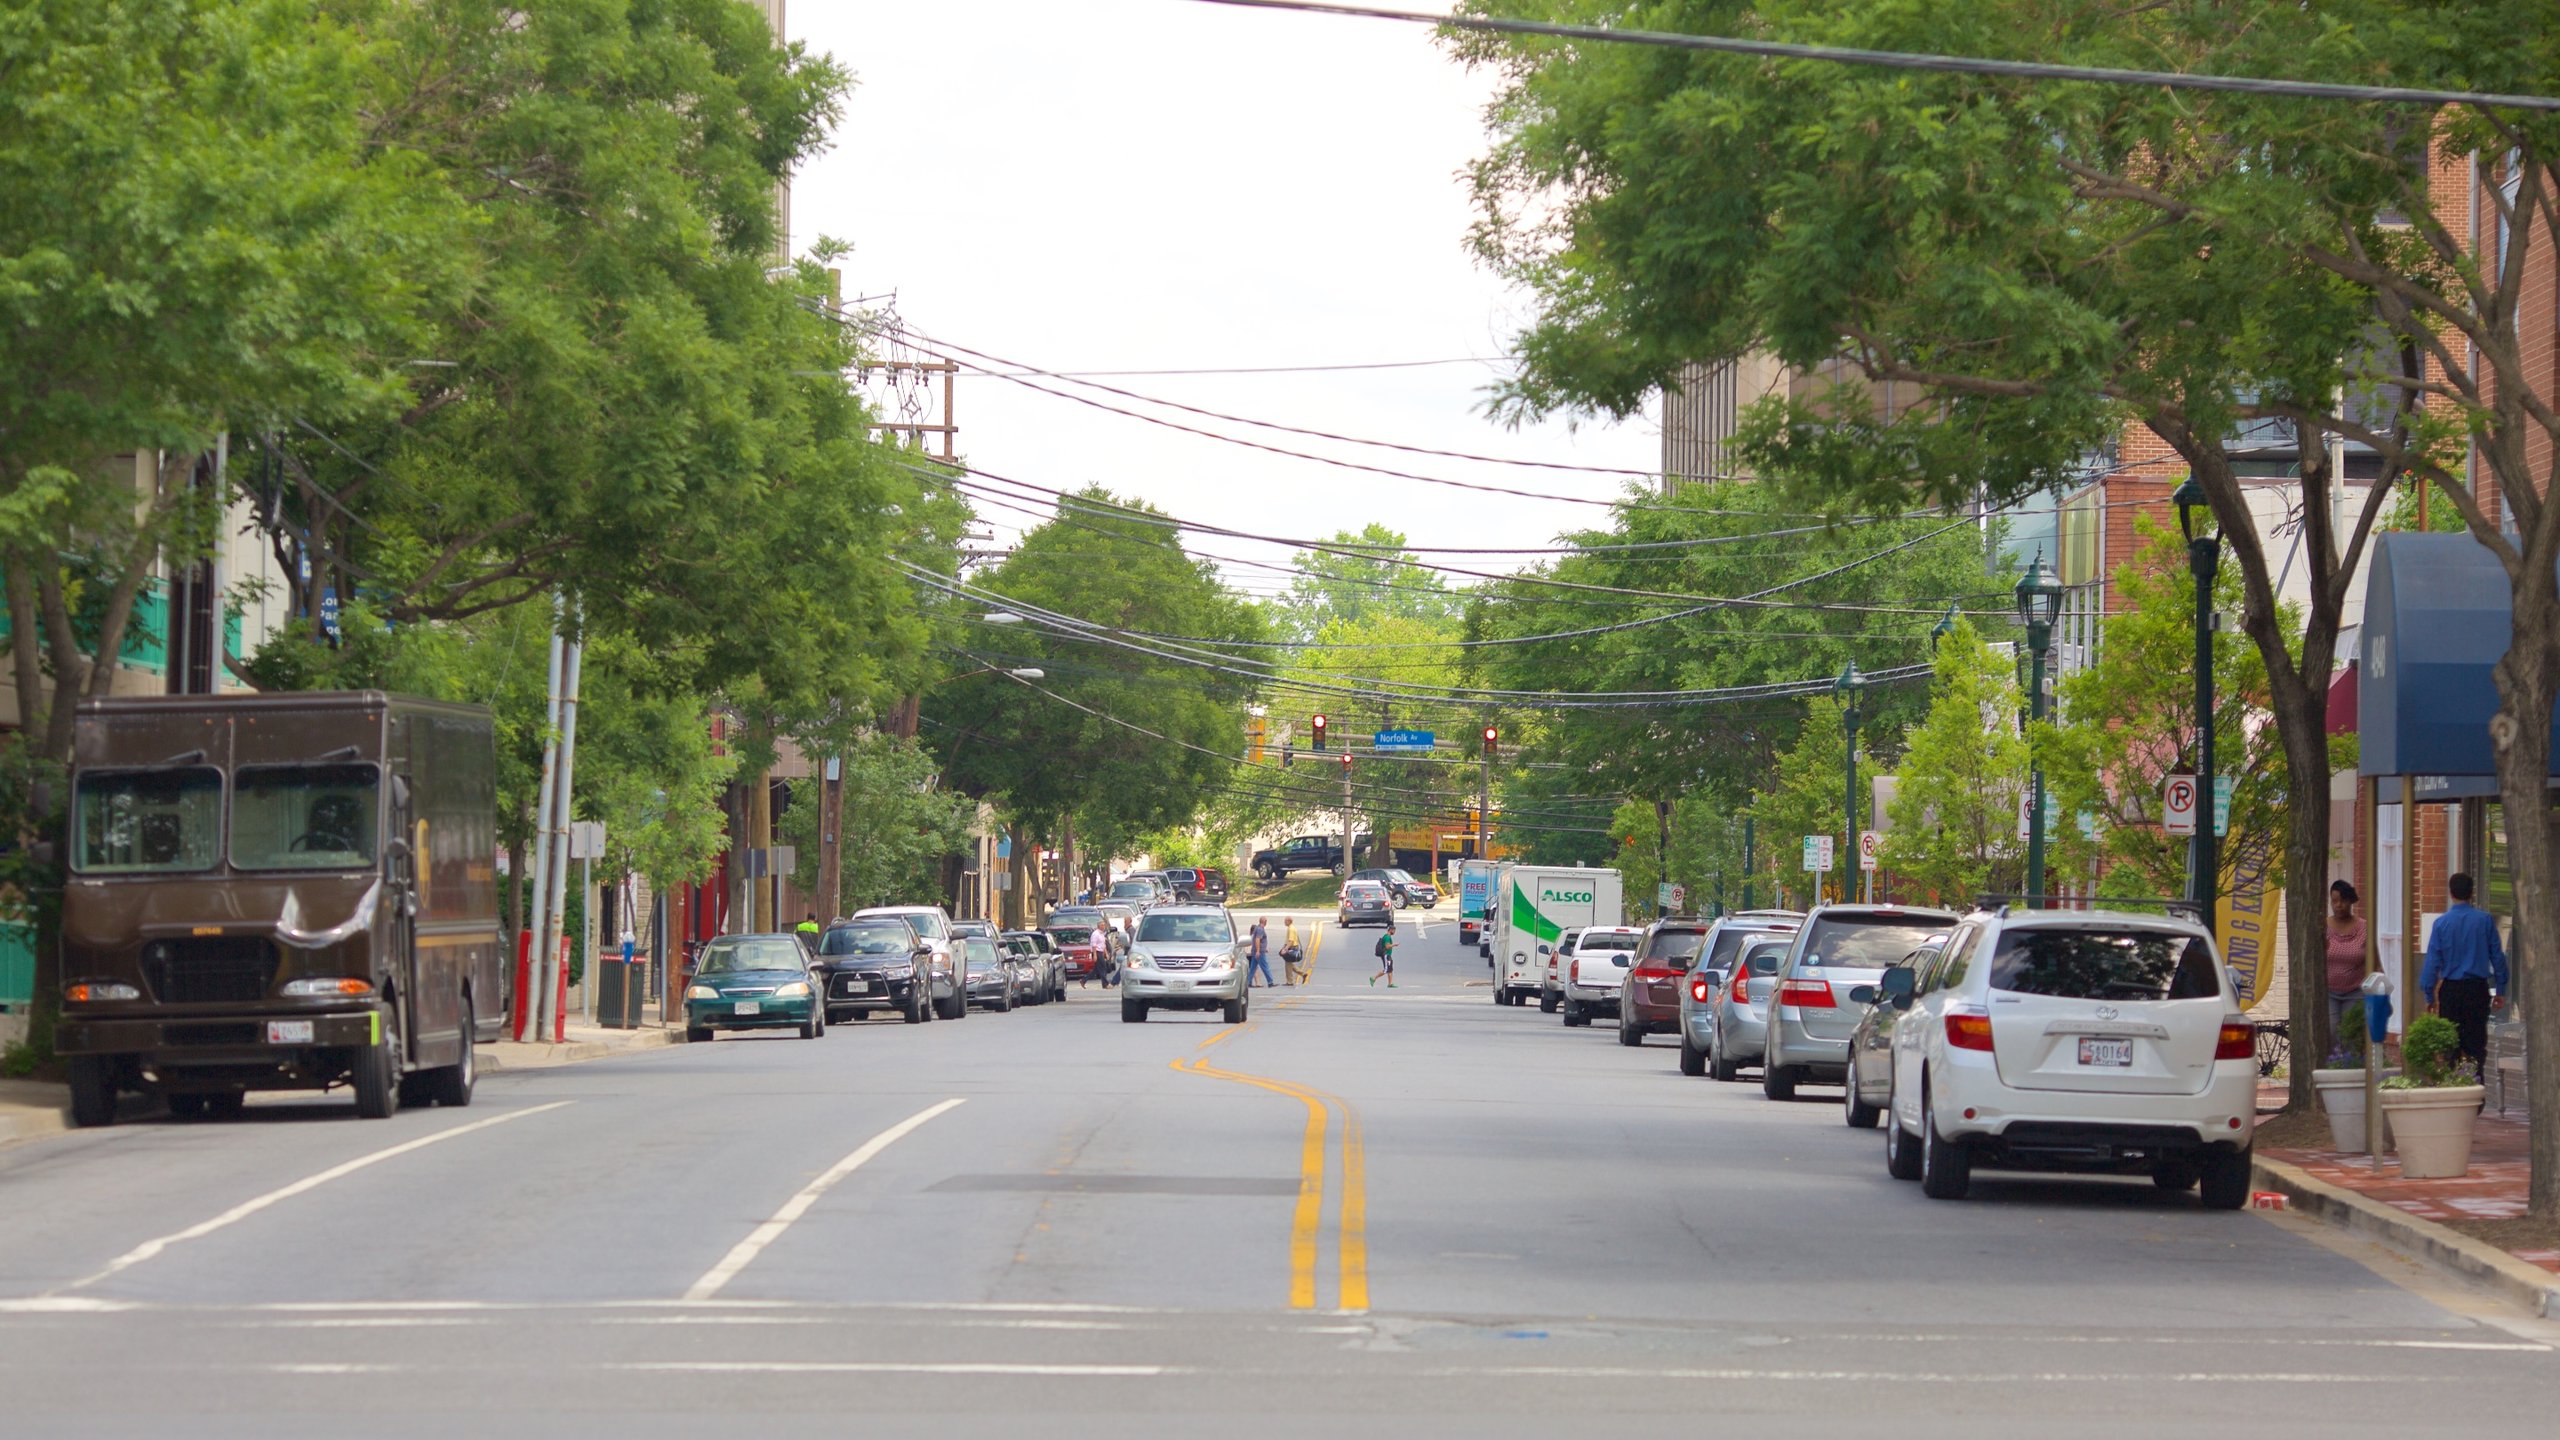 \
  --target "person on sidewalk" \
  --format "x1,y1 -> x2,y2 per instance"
2419,871 -> 2507,1079
1369,929 -> 1396,988
2323,880 -> 2366,1037
1282,917 -> 1307,986
1246,916 -> 1275,988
